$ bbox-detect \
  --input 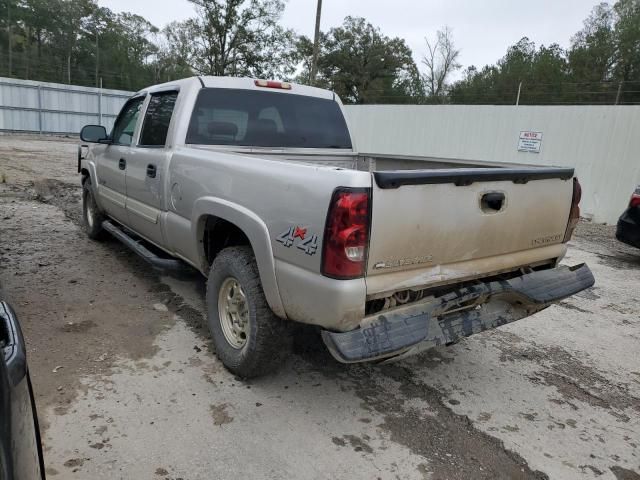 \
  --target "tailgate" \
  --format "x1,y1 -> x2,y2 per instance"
367,167 -> 575,286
